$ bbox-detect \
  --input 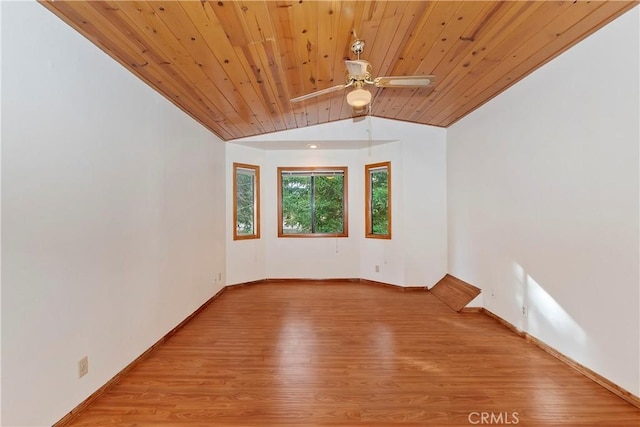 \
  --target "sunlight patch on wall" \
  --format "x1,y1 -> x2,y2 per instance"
513,262 -> 586,345
527,274 -> 587,345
